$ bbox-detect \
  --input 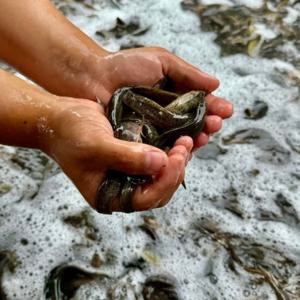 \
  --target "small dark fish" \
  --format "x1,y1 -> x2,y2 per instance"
143,274 -> 180,300
0,251 -> 17,300
44,263 -> 107,300
96,17 -> 150,39
244,100 -> 268,120
97,87 -> 207,214
222,128 -> 291,165
195,141 -> 227,160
